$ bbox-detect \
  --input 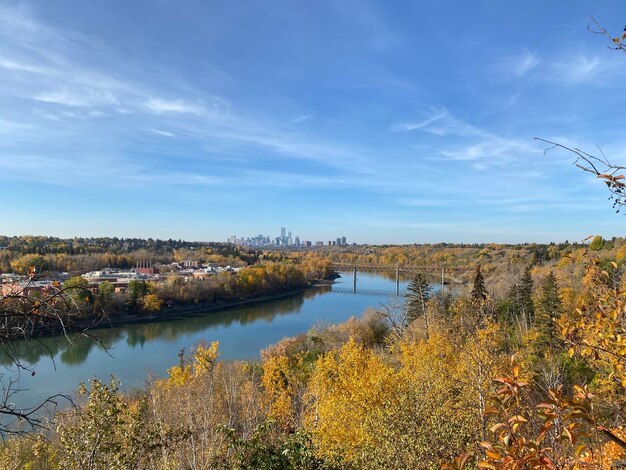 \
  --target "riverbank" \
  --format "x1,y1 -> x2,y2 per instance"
2,270 -> 406,412
30,280 -> 336,339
